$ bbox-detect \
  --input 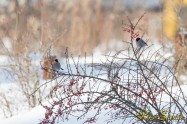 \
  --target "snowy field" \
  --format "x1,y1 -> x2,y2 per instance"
0,85 -> 187,124
0,40 -> 187,124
